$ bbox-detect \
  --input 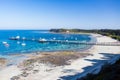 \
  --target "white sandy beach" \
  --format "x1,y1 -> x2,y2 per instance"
0,34 -> 120,80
